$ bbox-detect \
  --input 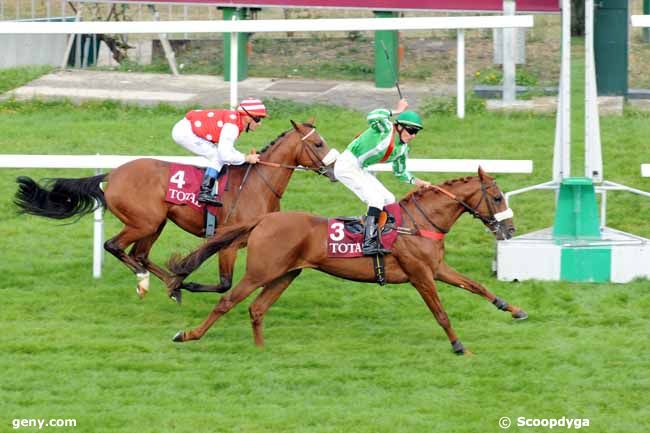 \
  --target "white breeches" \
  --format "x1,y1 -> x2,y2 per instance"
334,150 -> 395,210
171,118 -> 222,171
